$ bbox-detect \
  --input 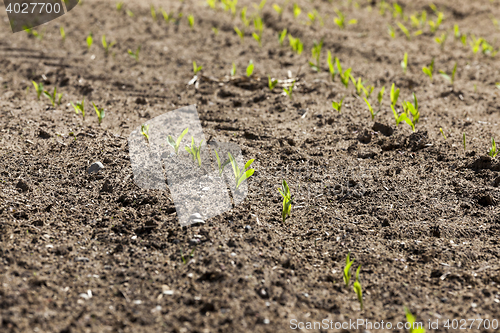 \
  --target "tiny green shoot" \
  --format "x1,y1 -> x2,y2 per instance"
246,60 -> 254,77
489,137 -> 498,158
327,51 -> 338,81
401,52 -> 408,74
193,61 -> 203,75
43,87 -> 63,107
353,265 -> 363,310
293,3 -> 301,18
71,99 -> 85,120
102,35 -> 116,56
336,58 -> 351,89
214,149 -> 230,176
167,127 -> 189,154
228,152 -> 255,189
404,307 -> 427,333
440,128 -> 447,139
231,62 -> 236,77
332,97 -> 344,113
388,25 -> 395,38
390,83 -> 400,107
86,32 -> 93,50
422,58 -> 434,81
343,252 -> 355,288
273,4 -> 283,18
32,81 -> 44,100
188,15 -> 195,29
397,22 -> 411,40
92,102 -> 105,125
439,62 -> 457,85
141,124 -> 150,143
268,76 -> 278,90
185,136 -> 203,166
463,133 -> 466,151
151,5 -> 157,21
364,97 -> 377,120
278,29 -> 287,46
234,26 -> 244,41
377,87 -> 385,108
288,35 -> 303,54
283,81 -> 294,99
278,179 -> 292,223
309,39 -> 323,72
116,2 -> 123,11
435,32 -> 447,50
60,26 -> 66,42
127,46 -> 141,62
